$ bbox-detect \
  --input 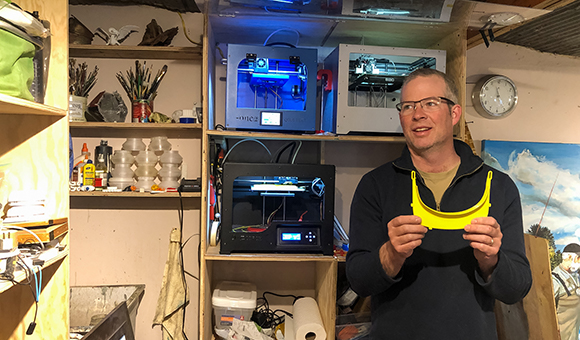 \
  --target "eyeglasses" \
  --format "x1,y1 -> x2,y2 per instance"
396,96 -> 455,116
